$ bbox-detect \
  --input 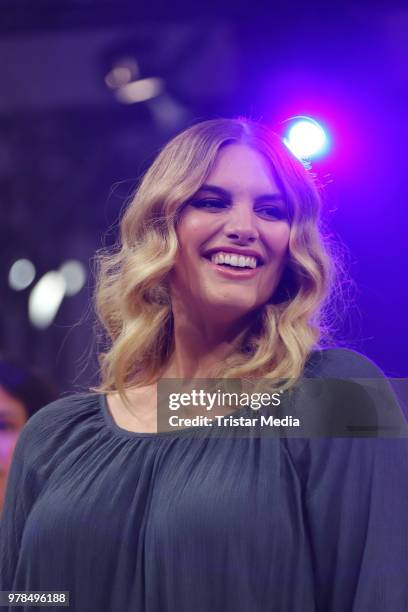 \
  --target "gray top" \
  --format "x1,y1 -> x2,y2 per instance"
1,348 -> 407,611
